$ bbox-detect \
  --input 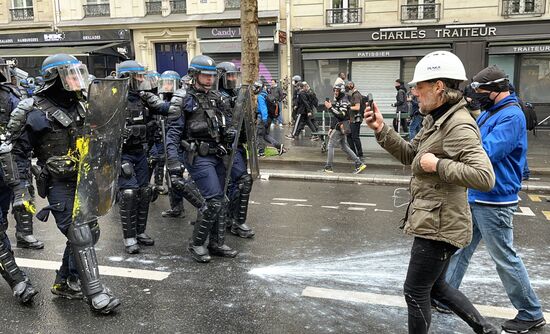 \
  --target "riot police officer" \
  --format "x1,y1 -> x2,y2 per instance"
157,70 -> 186,217
166,55 -> 238,263
0,57 -> 43,250
10,54 -> 119,313
0,57 -> 38,304
116,60 -> 169,254
217,62 -> 255,238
